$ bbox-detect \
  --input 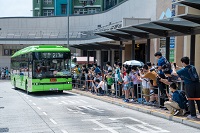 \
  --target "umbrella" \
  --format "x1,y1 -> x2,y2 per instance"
123,60 -> 144,66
